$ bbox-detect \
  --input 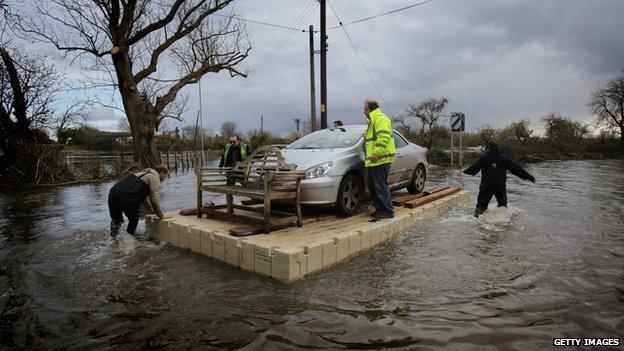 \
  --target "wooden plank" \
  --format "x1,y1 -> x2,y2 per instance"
231,204 -> 294,218
404,187 -> 461,208
230,225 -> 263,236
201,208 -> 265,225
202,185 -> 298,200
391,186 -> 449,206
230,214 -> 333,237
271,215 -> 300,227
